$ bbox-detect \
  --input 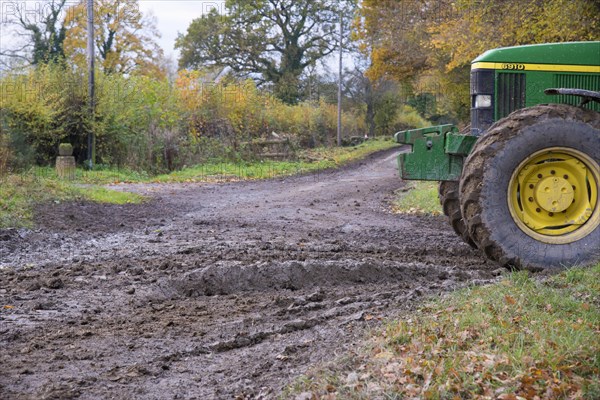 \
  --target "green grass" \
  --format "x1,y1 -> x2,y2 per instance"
26,165 -> 151,185
151,161 -> 313,182
84,137 -> 397,184
392,181 -> 443,215
23,138 -> 396,185
80,186 -> 144,204
0,138 -> 397,228
283,264 -> 600,399
0,173 -> 144,228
